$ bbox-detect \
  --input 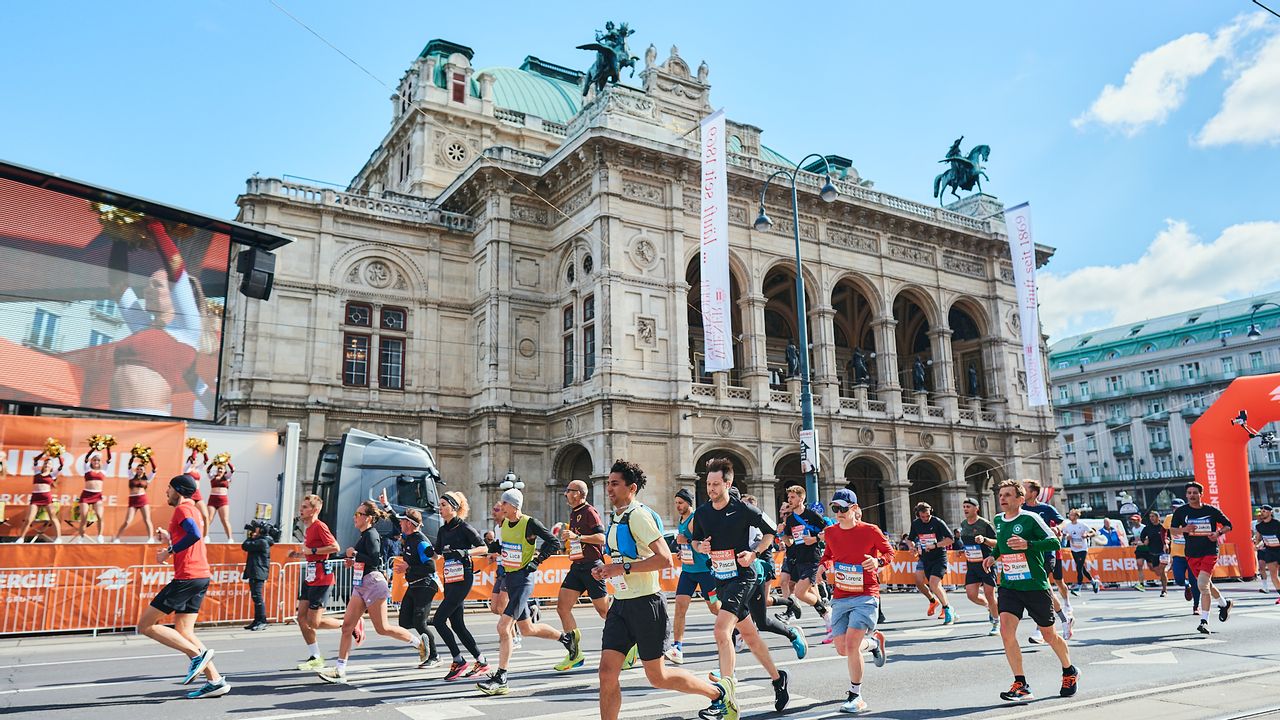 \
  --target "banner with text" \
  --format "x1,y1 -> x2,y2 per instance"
699,108 -> 733,372
1004,202 -> 1048,407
